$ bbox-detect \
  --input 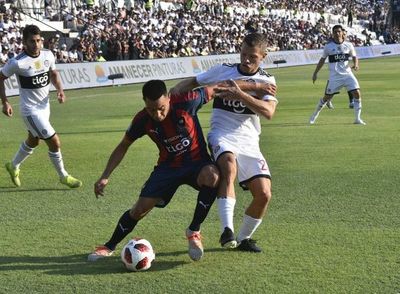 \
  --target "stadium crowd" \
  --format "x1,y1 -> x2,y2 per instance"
0,0 -> 399,63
